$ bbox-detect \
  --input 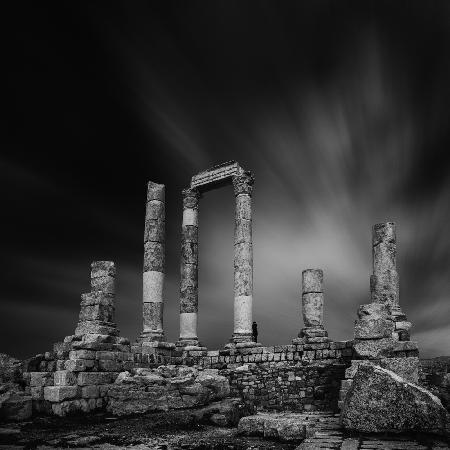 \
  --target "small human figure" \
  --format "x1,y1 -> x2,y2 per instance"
252,321 -> 258,343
